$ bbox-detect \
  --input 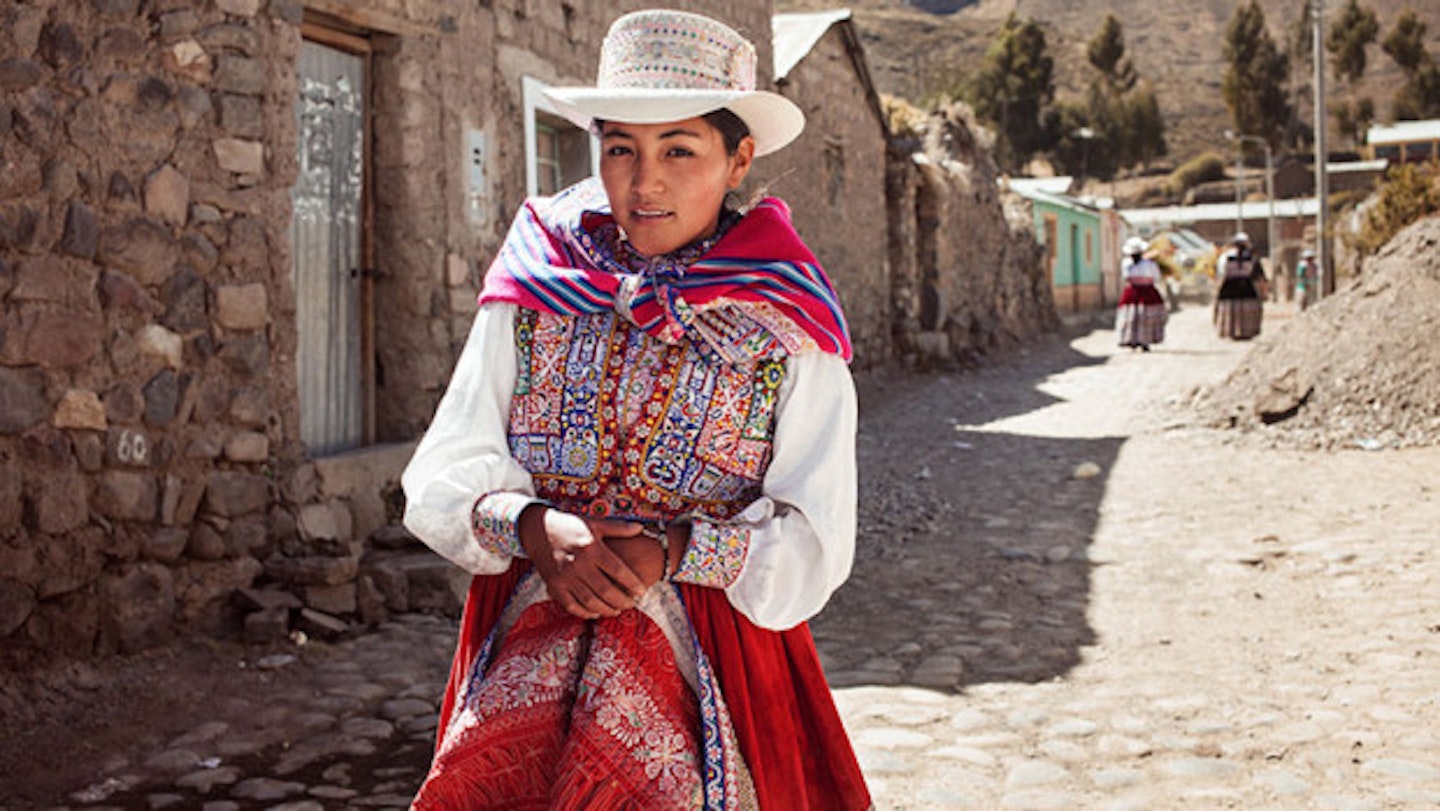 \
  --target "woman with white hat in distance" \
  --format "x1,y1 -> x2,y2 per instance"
401,9 -> 871,809
1213,231 -> 1268,339
1116,236 -> 1167,352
